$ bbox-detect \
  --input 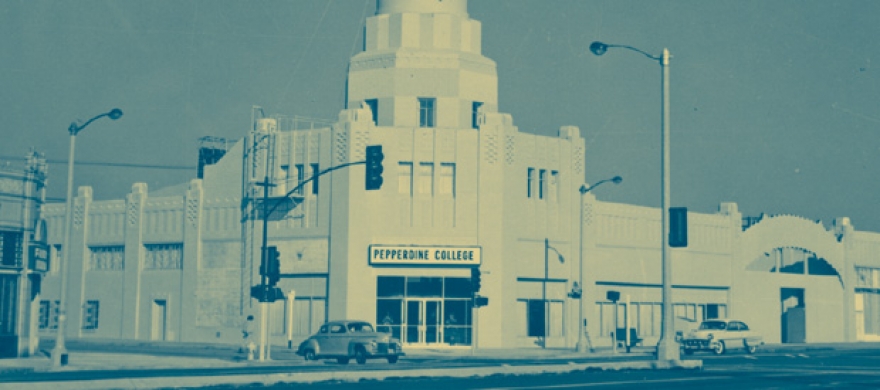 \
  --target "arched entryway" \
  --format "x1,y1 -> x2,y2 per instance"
735,215 -> 846,344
